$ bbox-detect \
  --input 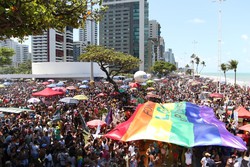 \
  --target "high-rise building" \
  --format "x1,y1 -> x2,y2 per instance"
99,0 -> 149,71
32,27 -> 73,63
79,20 -> 98,45
73,41 -> 87,61
149,20 -> 164,62
0,39 -> 30,67
165,49 -> 176,65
